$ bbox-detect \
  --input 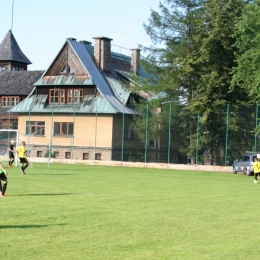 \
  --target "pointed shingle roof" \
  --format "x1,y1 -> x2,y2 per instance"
0,30 -> 31,64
